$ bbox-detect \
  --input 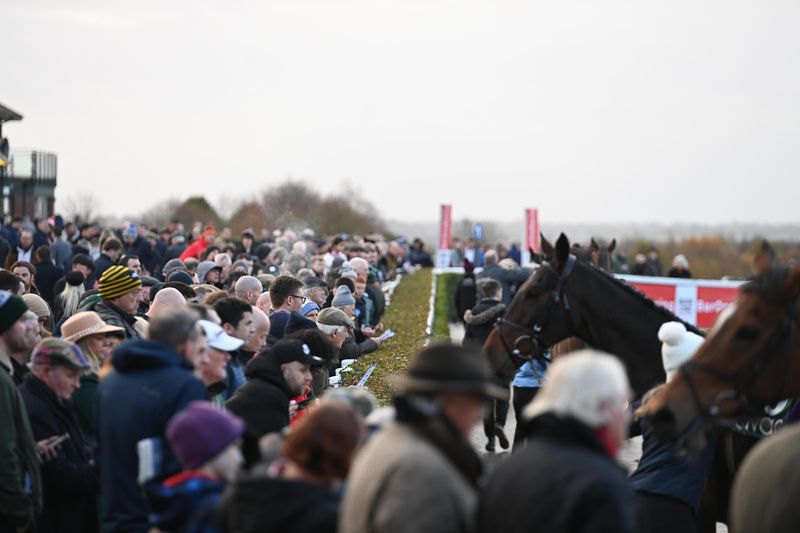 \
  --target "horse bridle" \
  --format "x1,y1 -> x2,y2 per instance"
675,303 -> 798,447
492,255 -> 576,375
